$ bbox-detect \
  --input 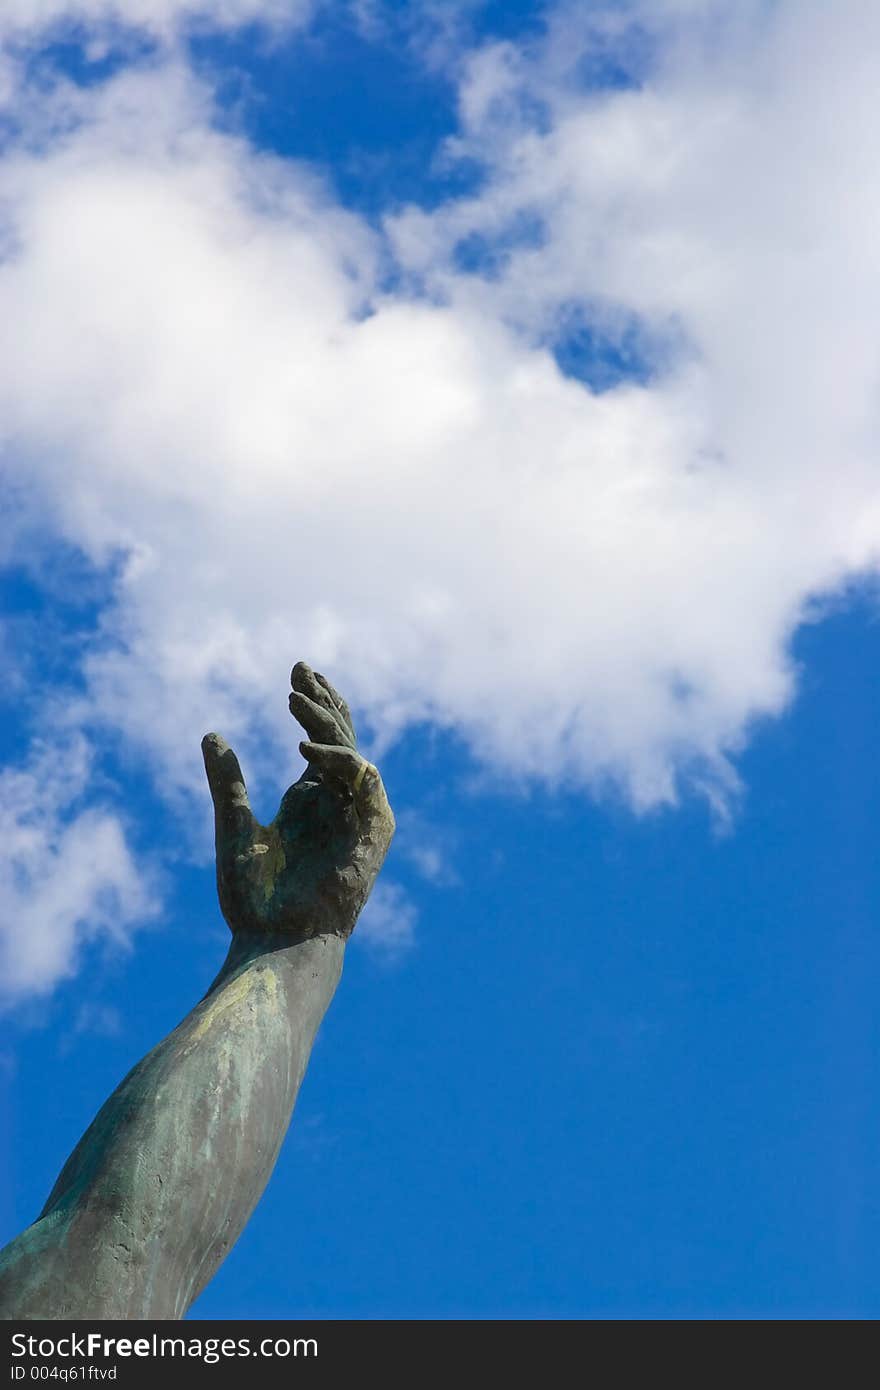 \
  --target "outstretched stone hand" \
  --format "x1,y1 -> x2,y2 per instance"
0,659 -> 394,1320
201,661 -> 395,941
